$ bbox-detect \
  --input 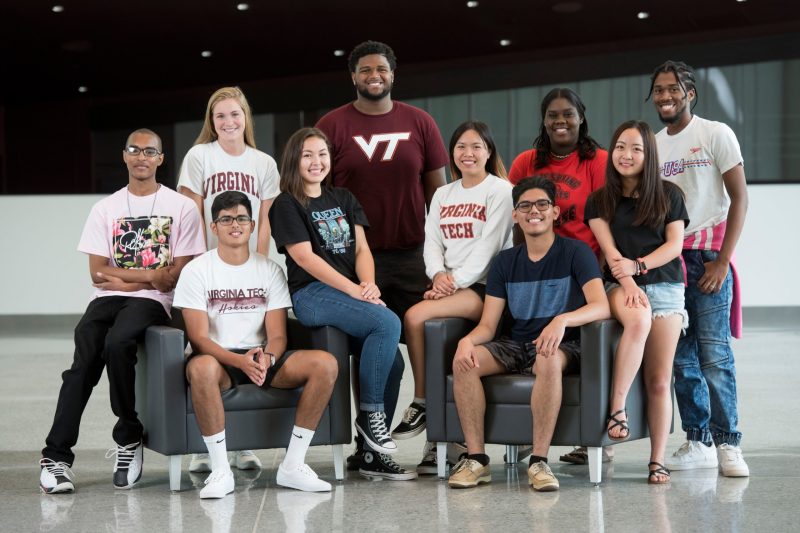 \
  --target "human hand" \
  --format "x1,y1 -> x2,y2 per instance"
150,268 -> 177,293
453,339 -> 479,373
432,272 -> 456,296
240,347 -> 267,386
360,281 -> 381,300
609,257 -> 637,280
623,284 -> 649,308
698,258 -> 729,294
423,289 -> 446,300
535,317 -> 566,358
93,272 -> 130,291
